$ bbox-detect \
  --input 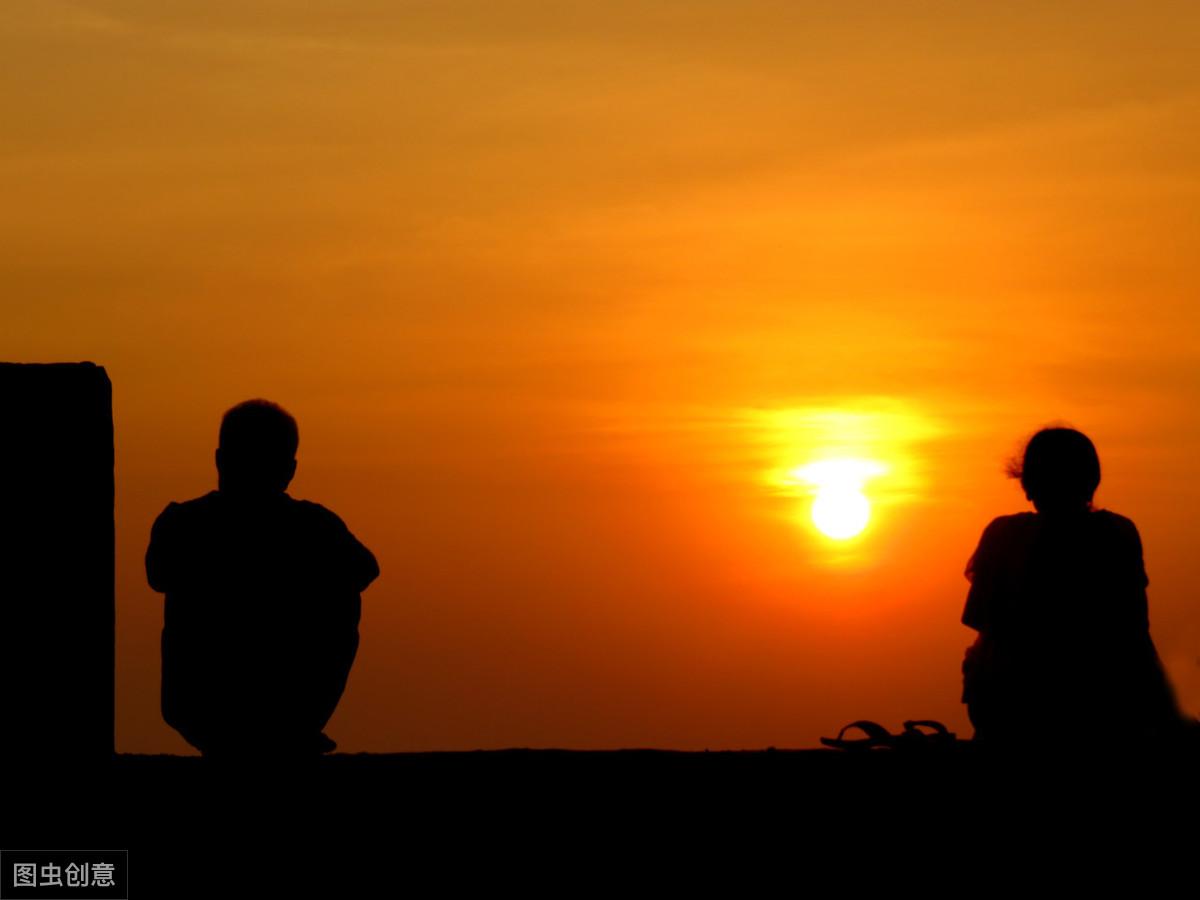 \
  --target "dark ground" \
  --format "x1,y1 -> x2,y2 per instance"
4,744 -> 1197,894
